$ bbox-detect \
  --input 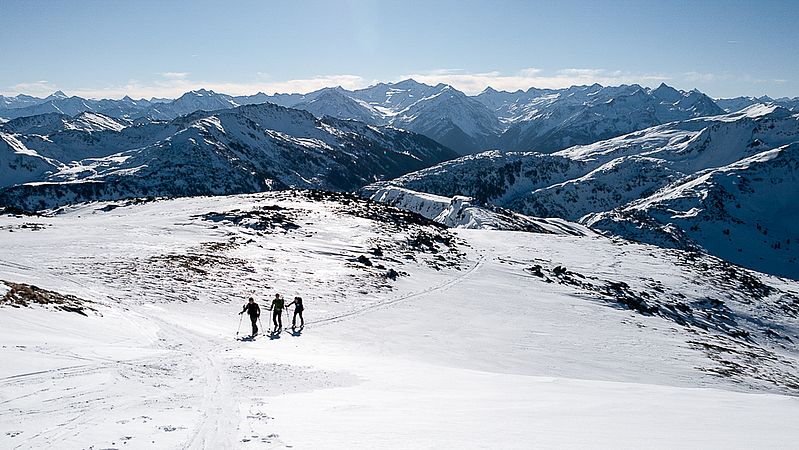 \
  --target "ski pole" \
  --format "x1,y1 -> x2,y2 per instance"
236,313 -> 243,336
258,316 -> 264,334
